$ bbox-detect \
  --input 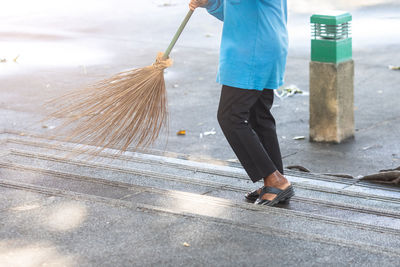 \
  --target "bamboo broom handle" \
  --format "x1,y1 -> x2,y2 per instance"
162,9 -> 194,60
